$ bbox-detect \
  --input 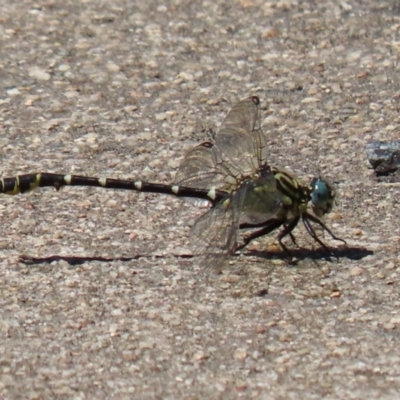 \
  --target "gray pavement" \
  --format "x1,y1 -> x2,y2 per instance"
1,1 -> 400,398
